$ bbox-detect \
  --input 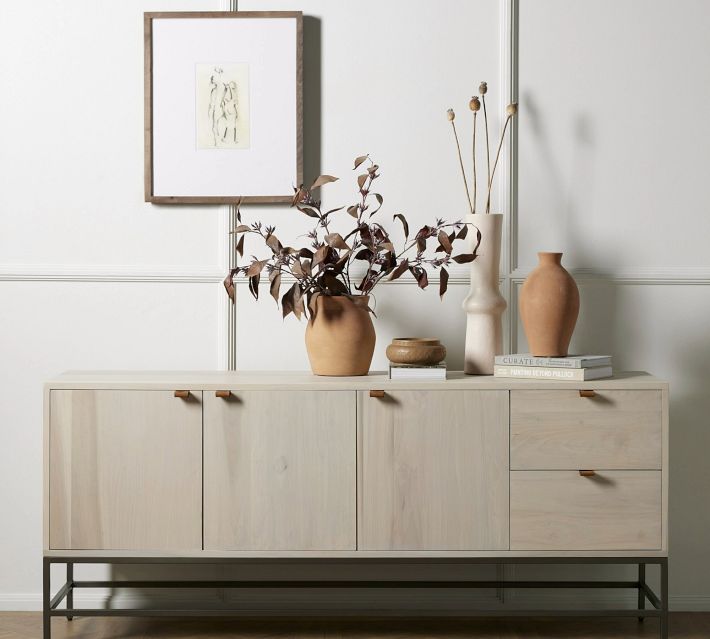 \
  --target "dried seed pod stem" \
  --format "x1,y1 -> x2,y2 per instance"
472,111 -> 478,214
449,117 -> 474,215
482,91 -> 491,204
485,109 -> 515,214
